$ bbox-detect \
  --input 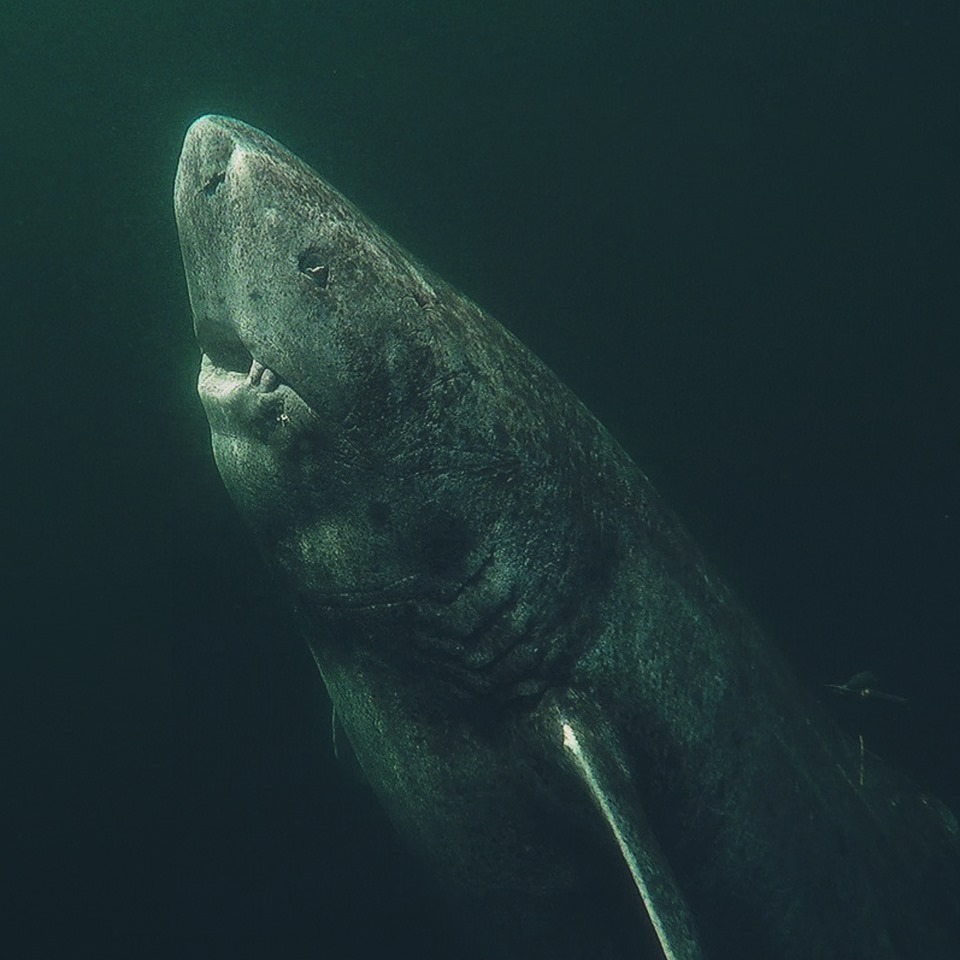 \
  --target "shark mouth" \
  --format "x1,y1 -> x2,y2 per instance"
197,350 -> 286,411
197,317 -> 283,394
